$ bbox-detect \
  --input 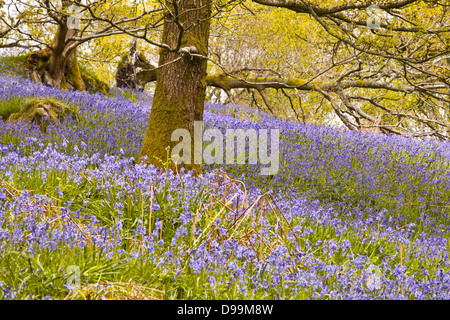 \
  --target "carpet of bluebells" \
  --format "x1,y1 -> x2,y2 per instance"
1,66 -> 450,300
